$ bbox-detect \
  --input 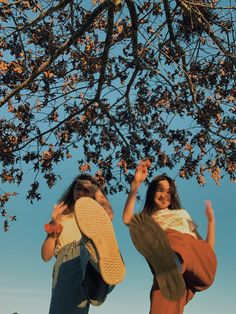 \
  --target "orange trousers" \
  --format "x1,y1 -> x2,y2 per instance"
150,229 -> 217,314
